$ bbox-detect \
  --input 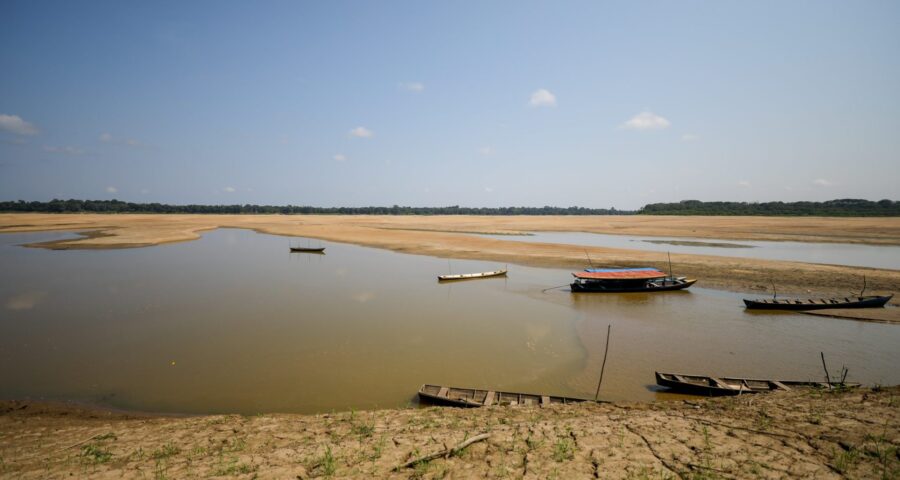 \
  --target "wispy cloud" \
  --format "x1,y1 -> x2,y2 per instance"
812,178 -> 833,187
140,188 -> 150,195
333,153 -> 346,162
681,133 -> 699,142
622,112 -> 671,130
478,146 -> 494,156
43,145 -> 84,155
106,186 -> 118,194
99,132 -> 146,148
399,82 -> 424,93
484,186 -> 494,193
0,114 -> 39,135
223,186 -> 236,193
529,89 -> 557,107
349,126 -> 374,138
737,180 -> 751,188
